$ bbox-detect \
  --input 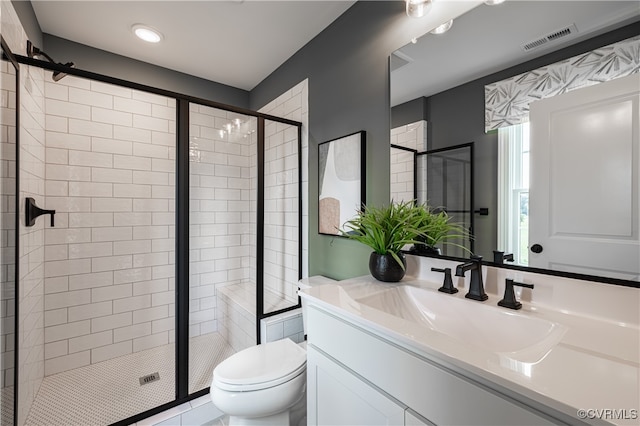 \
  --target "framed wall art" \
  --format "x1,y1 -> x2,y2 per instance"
318,131 -> 366,236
